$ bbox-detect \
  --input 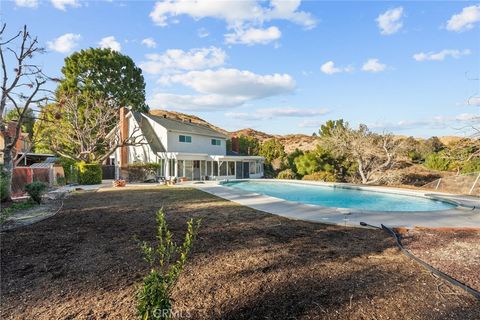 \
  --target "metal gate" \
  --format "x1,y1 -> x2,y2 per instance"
102,165 -> 116,179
